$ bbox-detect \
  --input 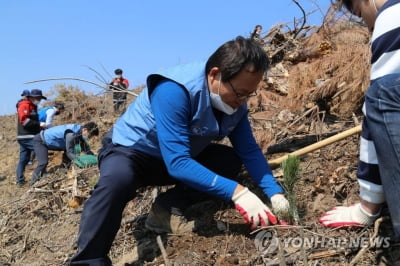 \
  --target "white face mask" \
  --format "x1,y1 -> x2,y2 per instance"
32,100 -> 40,106
209,75 -> 238,115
